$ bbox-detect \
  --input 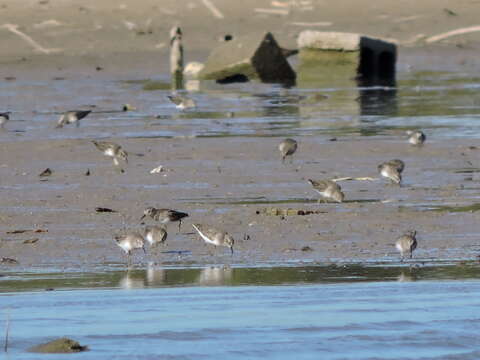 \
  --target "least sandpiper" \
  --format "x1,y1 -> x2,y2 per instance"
167,94 -> 196,110
56,110 -> 91,128
144,225 -> 168,248
0,112 -> 11,128
140,207 -> 189,231
395,230 -> 417,261
192,223 -> 234,255
378,159 -> 405,184
115,232 -> 146,265
308,179 -> 345,203
92,140 -> 128,167
406,130 -> 426,146
278,138 -> 298,163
